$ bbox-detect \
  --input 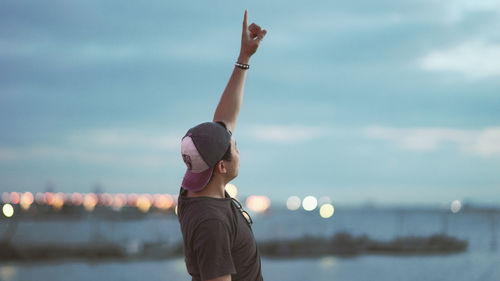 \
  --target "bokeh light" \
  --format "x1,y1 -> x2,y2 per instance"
0,265 -> 16,281
1,192 -> 9,203
136,195 -> 152,213
144,194 -> 154,204
9,192 -> 19,205
153,194 -> 174,210
44,192 -> 54,205
451,200 -> 462,213
83,193 -> 98,212
286,196 -> 301,211
127,193 -> 139,207
245,195 -> 271,213
20,192 -> 34,210
319,204 -> 335,219
100,193 -> 113,207
302,195 -> 318,211
225,184 -> 238,198
52,193 -> 65,210
2,204 -> 14,218
71,193 -> 83,206
112,194 -> 127,211
319,256 -> 337,268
